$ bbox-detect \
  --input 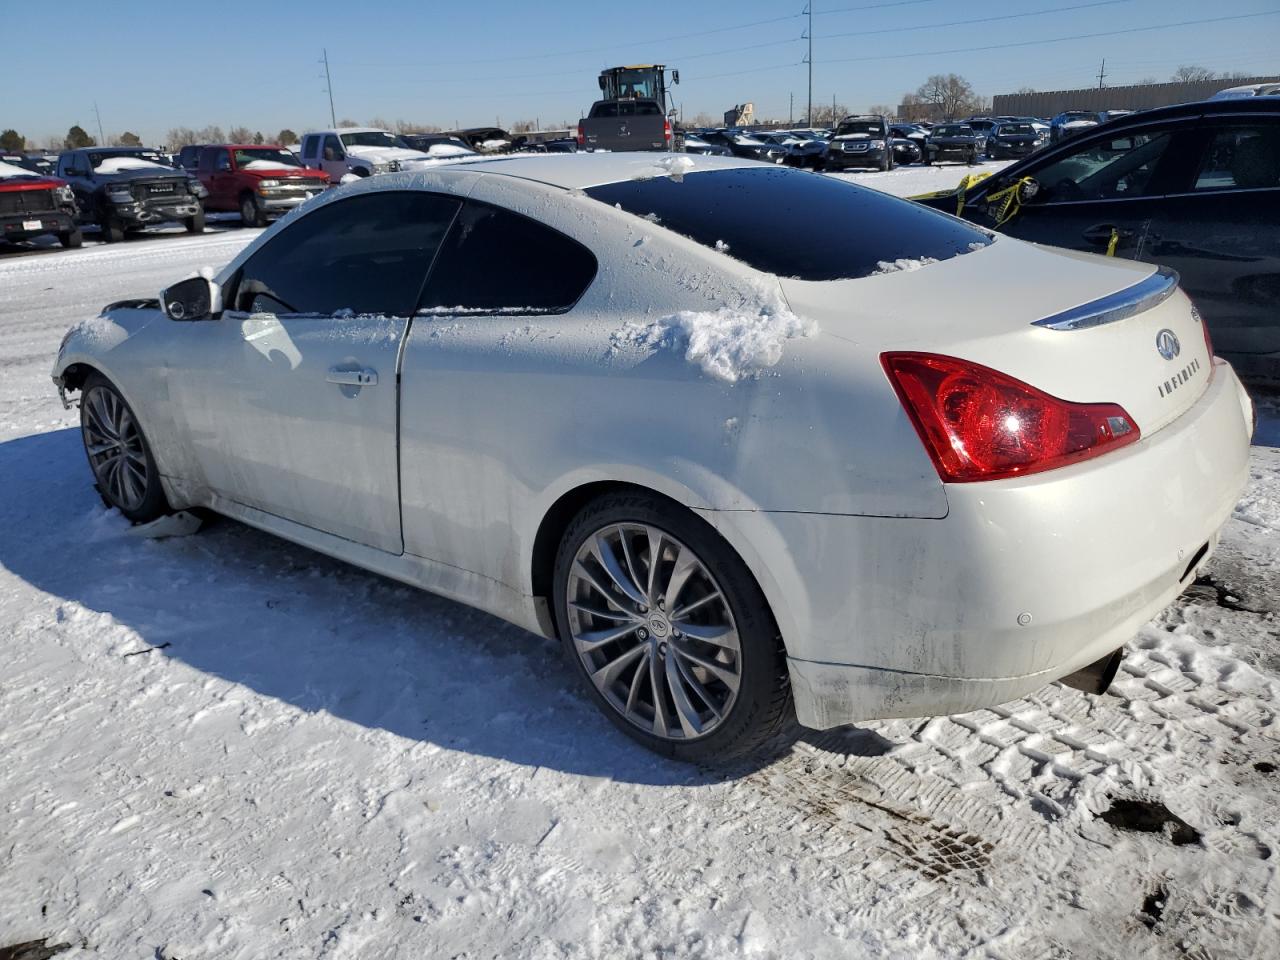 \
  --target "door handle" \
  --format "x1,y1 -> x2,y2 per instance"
326,367 -> 378,386
1082,224 -> 1133,245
